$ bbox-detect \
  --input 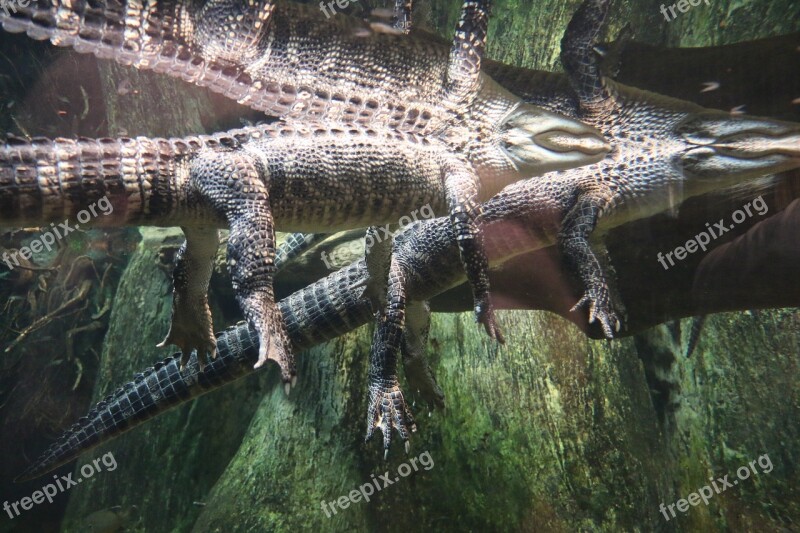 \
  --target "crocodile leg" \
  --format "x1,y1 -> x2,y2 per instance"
560,0 -> 613,108
157,227 -> 219,370
188,151 -> 294,384
558,194 -> 621,338
439,0 -> 504,341
361,224 -> 395,311
554,0 -> 622,337
366,253 -> 416,456
444,157 -> 504,341
402,301 -> 445,410
442,0 -> 490,111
